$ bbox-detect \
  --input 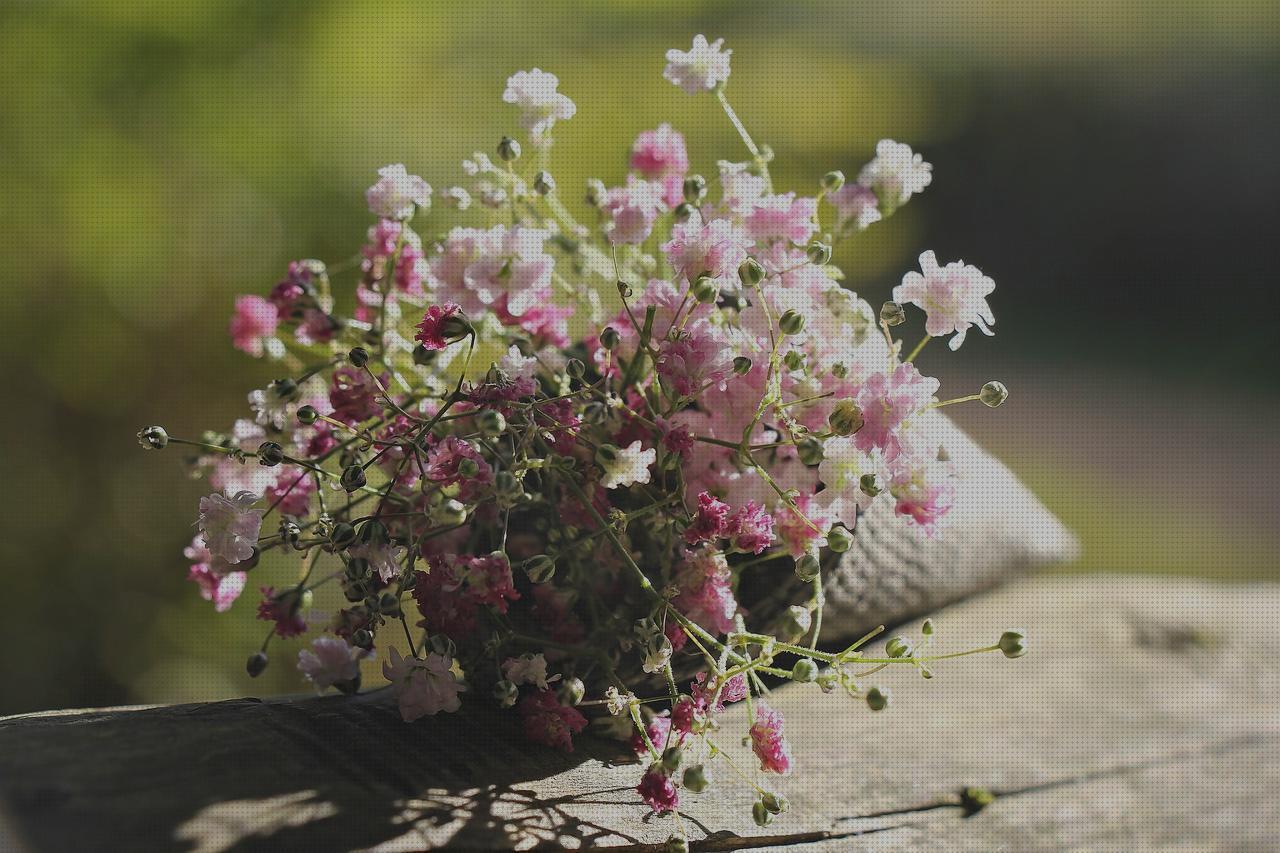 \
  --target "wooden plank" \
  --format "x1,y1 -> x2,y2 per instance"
2,575 -> 1277,851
